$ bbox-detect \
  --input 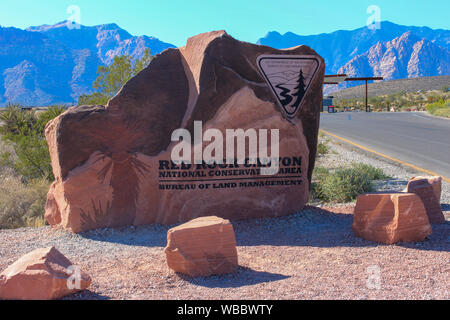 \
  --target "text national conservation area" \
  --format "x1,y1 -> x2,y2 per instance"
158,156 -> 303,191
